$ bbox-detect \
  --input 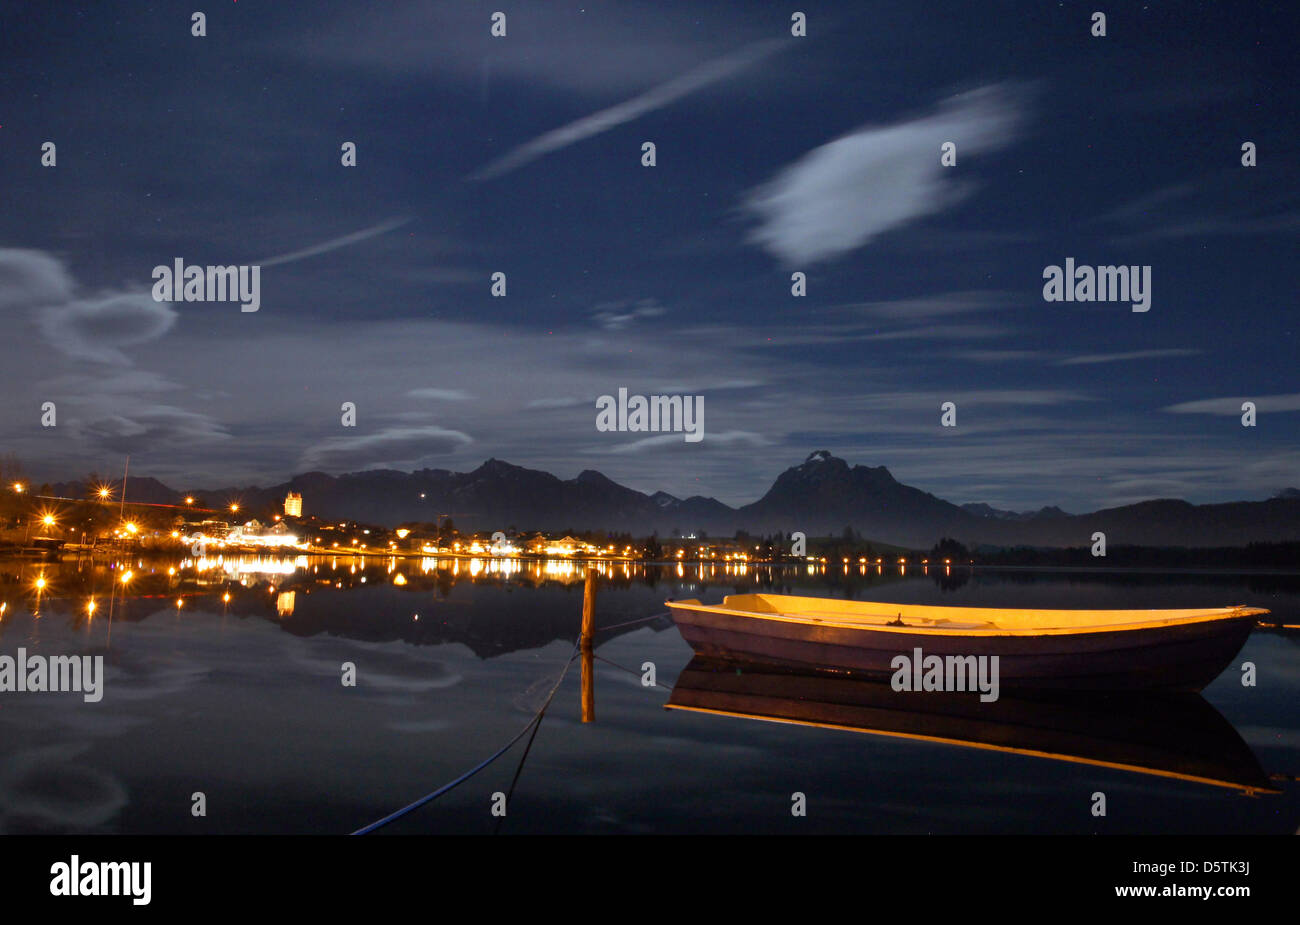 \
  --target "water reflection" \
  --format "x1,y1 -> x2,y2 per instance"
0,552 -> 929,654
666,657 -> 1279,795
